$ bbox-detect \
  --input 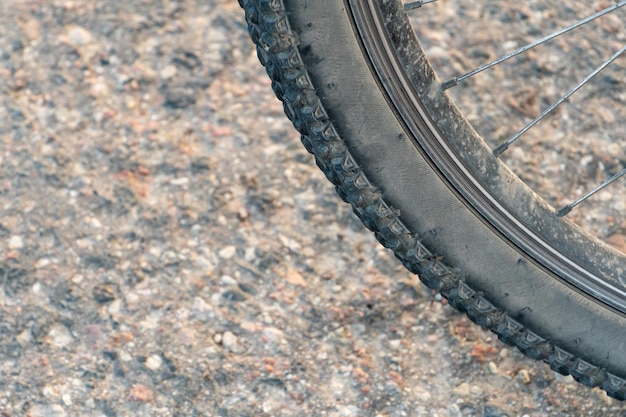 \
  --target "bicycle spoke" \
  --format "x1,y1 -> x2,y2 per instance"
404,0 -> 437,11
410,2 -> 626,226
556,169 -> 626,217
492,45 -> 626,157
439,1 -> 626,90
